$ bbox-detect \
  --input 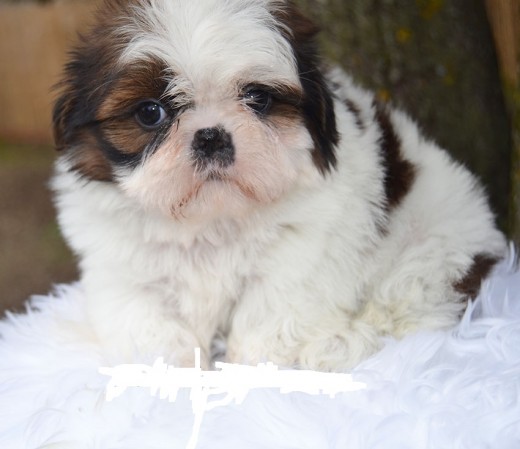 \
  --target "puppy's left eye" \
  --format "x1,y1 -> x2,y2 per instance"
135,101 -> 168,130
243,88 -> 272,115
